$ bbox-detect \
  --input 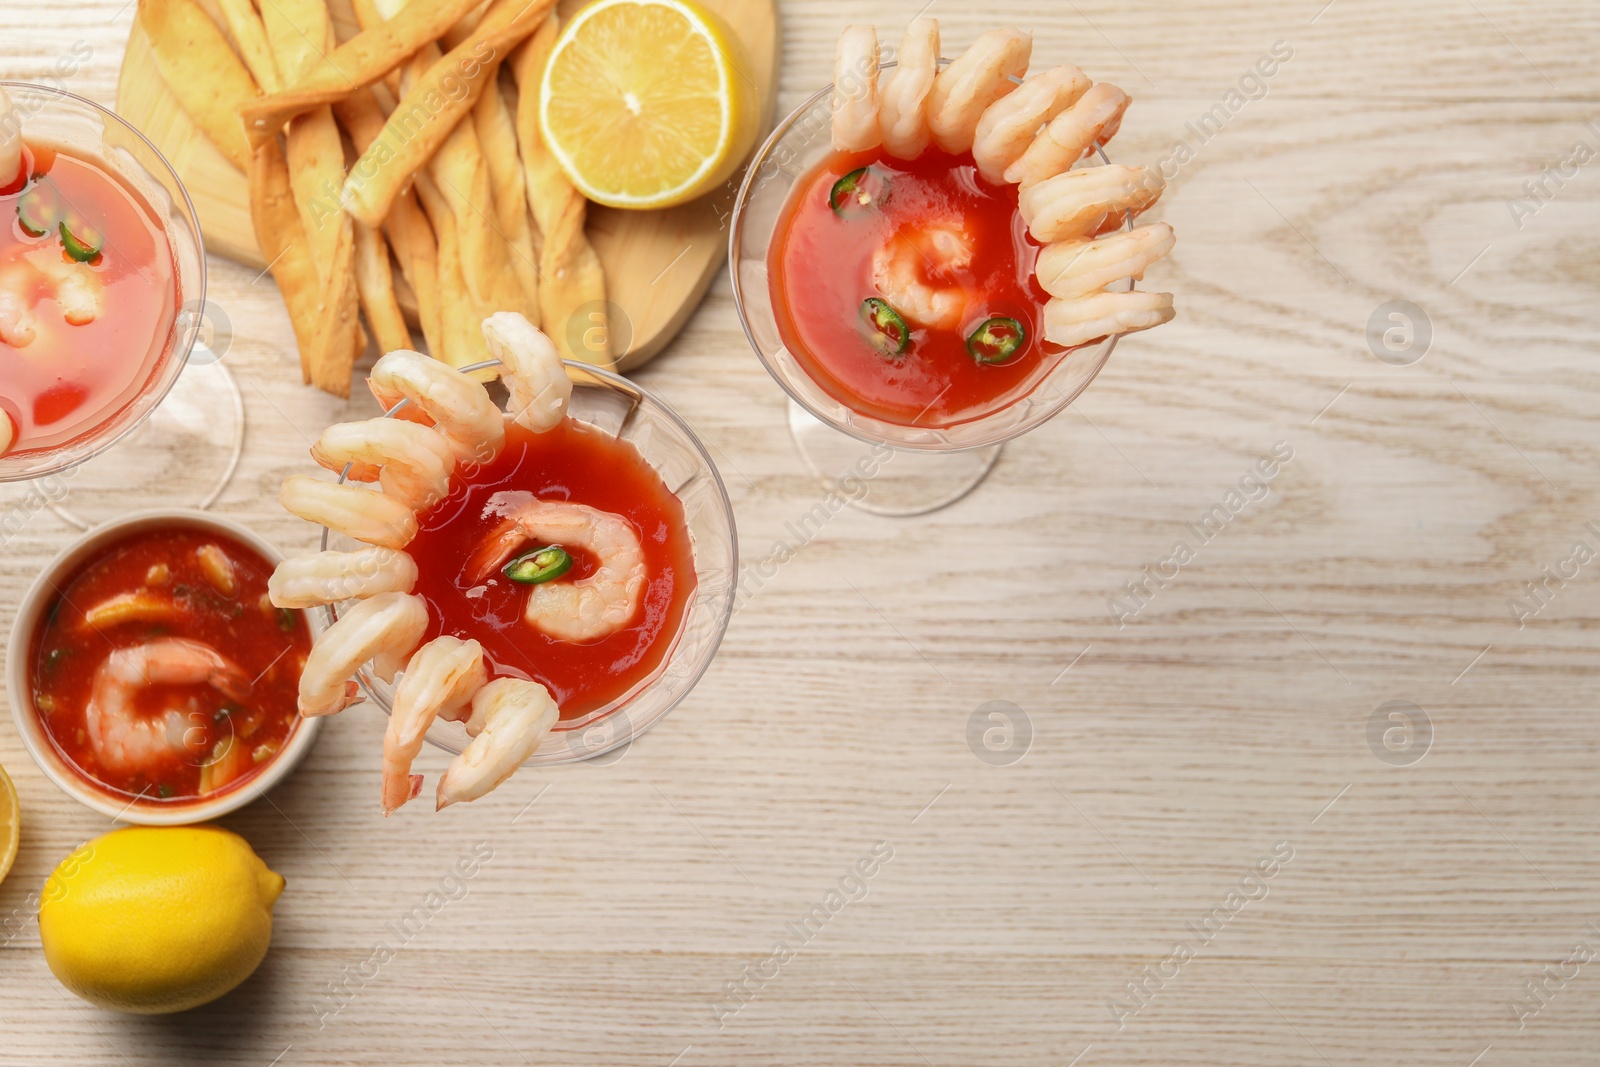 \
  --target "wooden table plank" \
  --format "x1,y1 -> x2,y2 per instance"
1,2 -> 1598,1065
